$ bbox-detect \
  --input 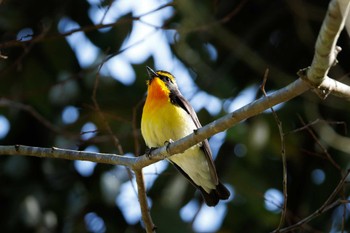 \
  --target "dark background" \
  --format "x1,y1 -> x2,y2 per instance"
1,0 -> 350,232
